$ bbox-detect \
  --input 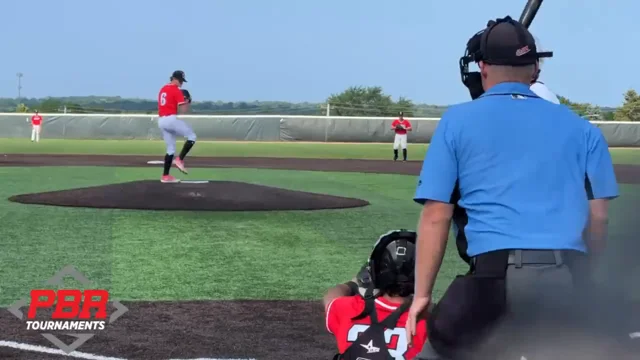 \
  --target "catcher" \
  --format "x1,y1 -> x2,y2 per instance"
156,70 -> 196,183
391,112 -> 412,161
323,230 -> 428,360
